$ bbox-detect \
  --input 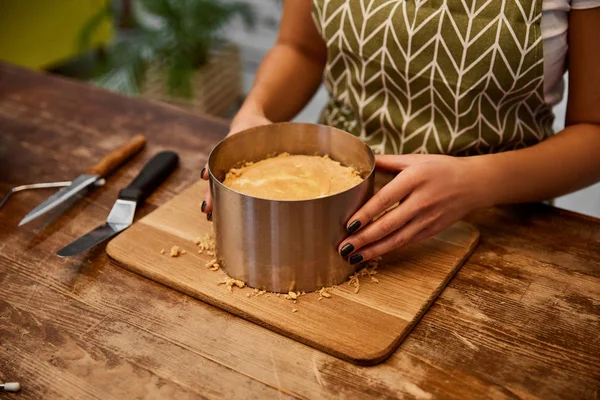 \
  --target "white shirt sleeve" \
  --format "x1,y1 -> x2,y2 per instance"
542,0 -> 600,106
571,0 -> 600,10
